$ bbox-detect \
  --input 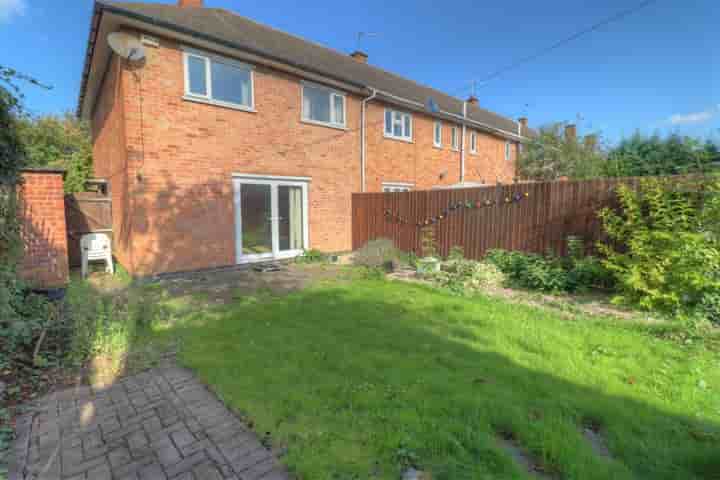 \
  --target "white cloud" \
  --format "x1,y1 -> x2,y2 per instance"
668,105 -> 720,126
0,0 -> 26,23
